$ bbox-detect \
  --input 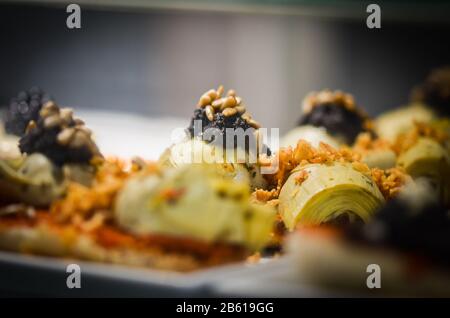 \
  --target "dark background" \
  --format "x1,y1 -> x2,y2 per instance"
1,2 -> 449,132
